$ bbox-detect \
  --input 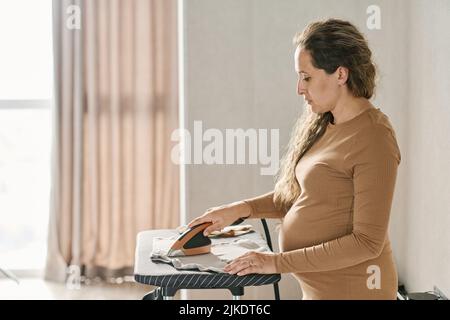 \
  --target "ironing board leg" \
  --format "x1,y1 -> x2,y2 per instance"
161,287 -> 178,300
229,287 -> 244,300
143,287 -> 163,300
